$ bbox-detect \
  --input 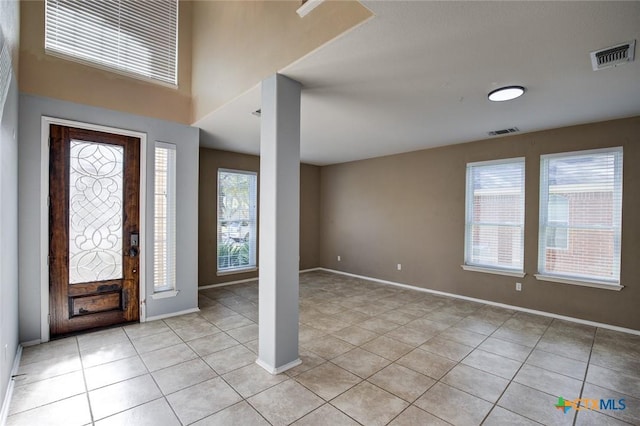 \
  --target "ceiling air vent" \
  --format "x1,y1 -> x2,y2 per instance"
590,40 -> 635,71
488,127 -> 519,136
